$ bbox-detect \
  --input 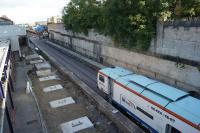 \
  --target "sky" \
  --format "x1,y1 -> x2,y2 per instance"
0,0 -> 69,24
